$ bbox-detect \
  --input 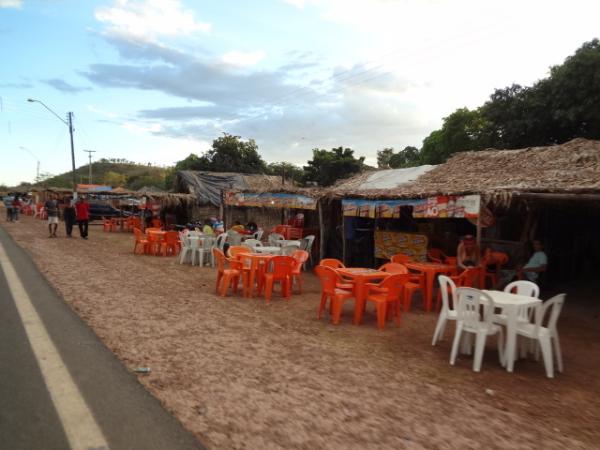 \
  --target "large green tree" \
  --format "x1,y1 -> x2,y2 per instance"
266,162 -> 305,185
389,146 -> 420,168
303,147 -> 365,186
